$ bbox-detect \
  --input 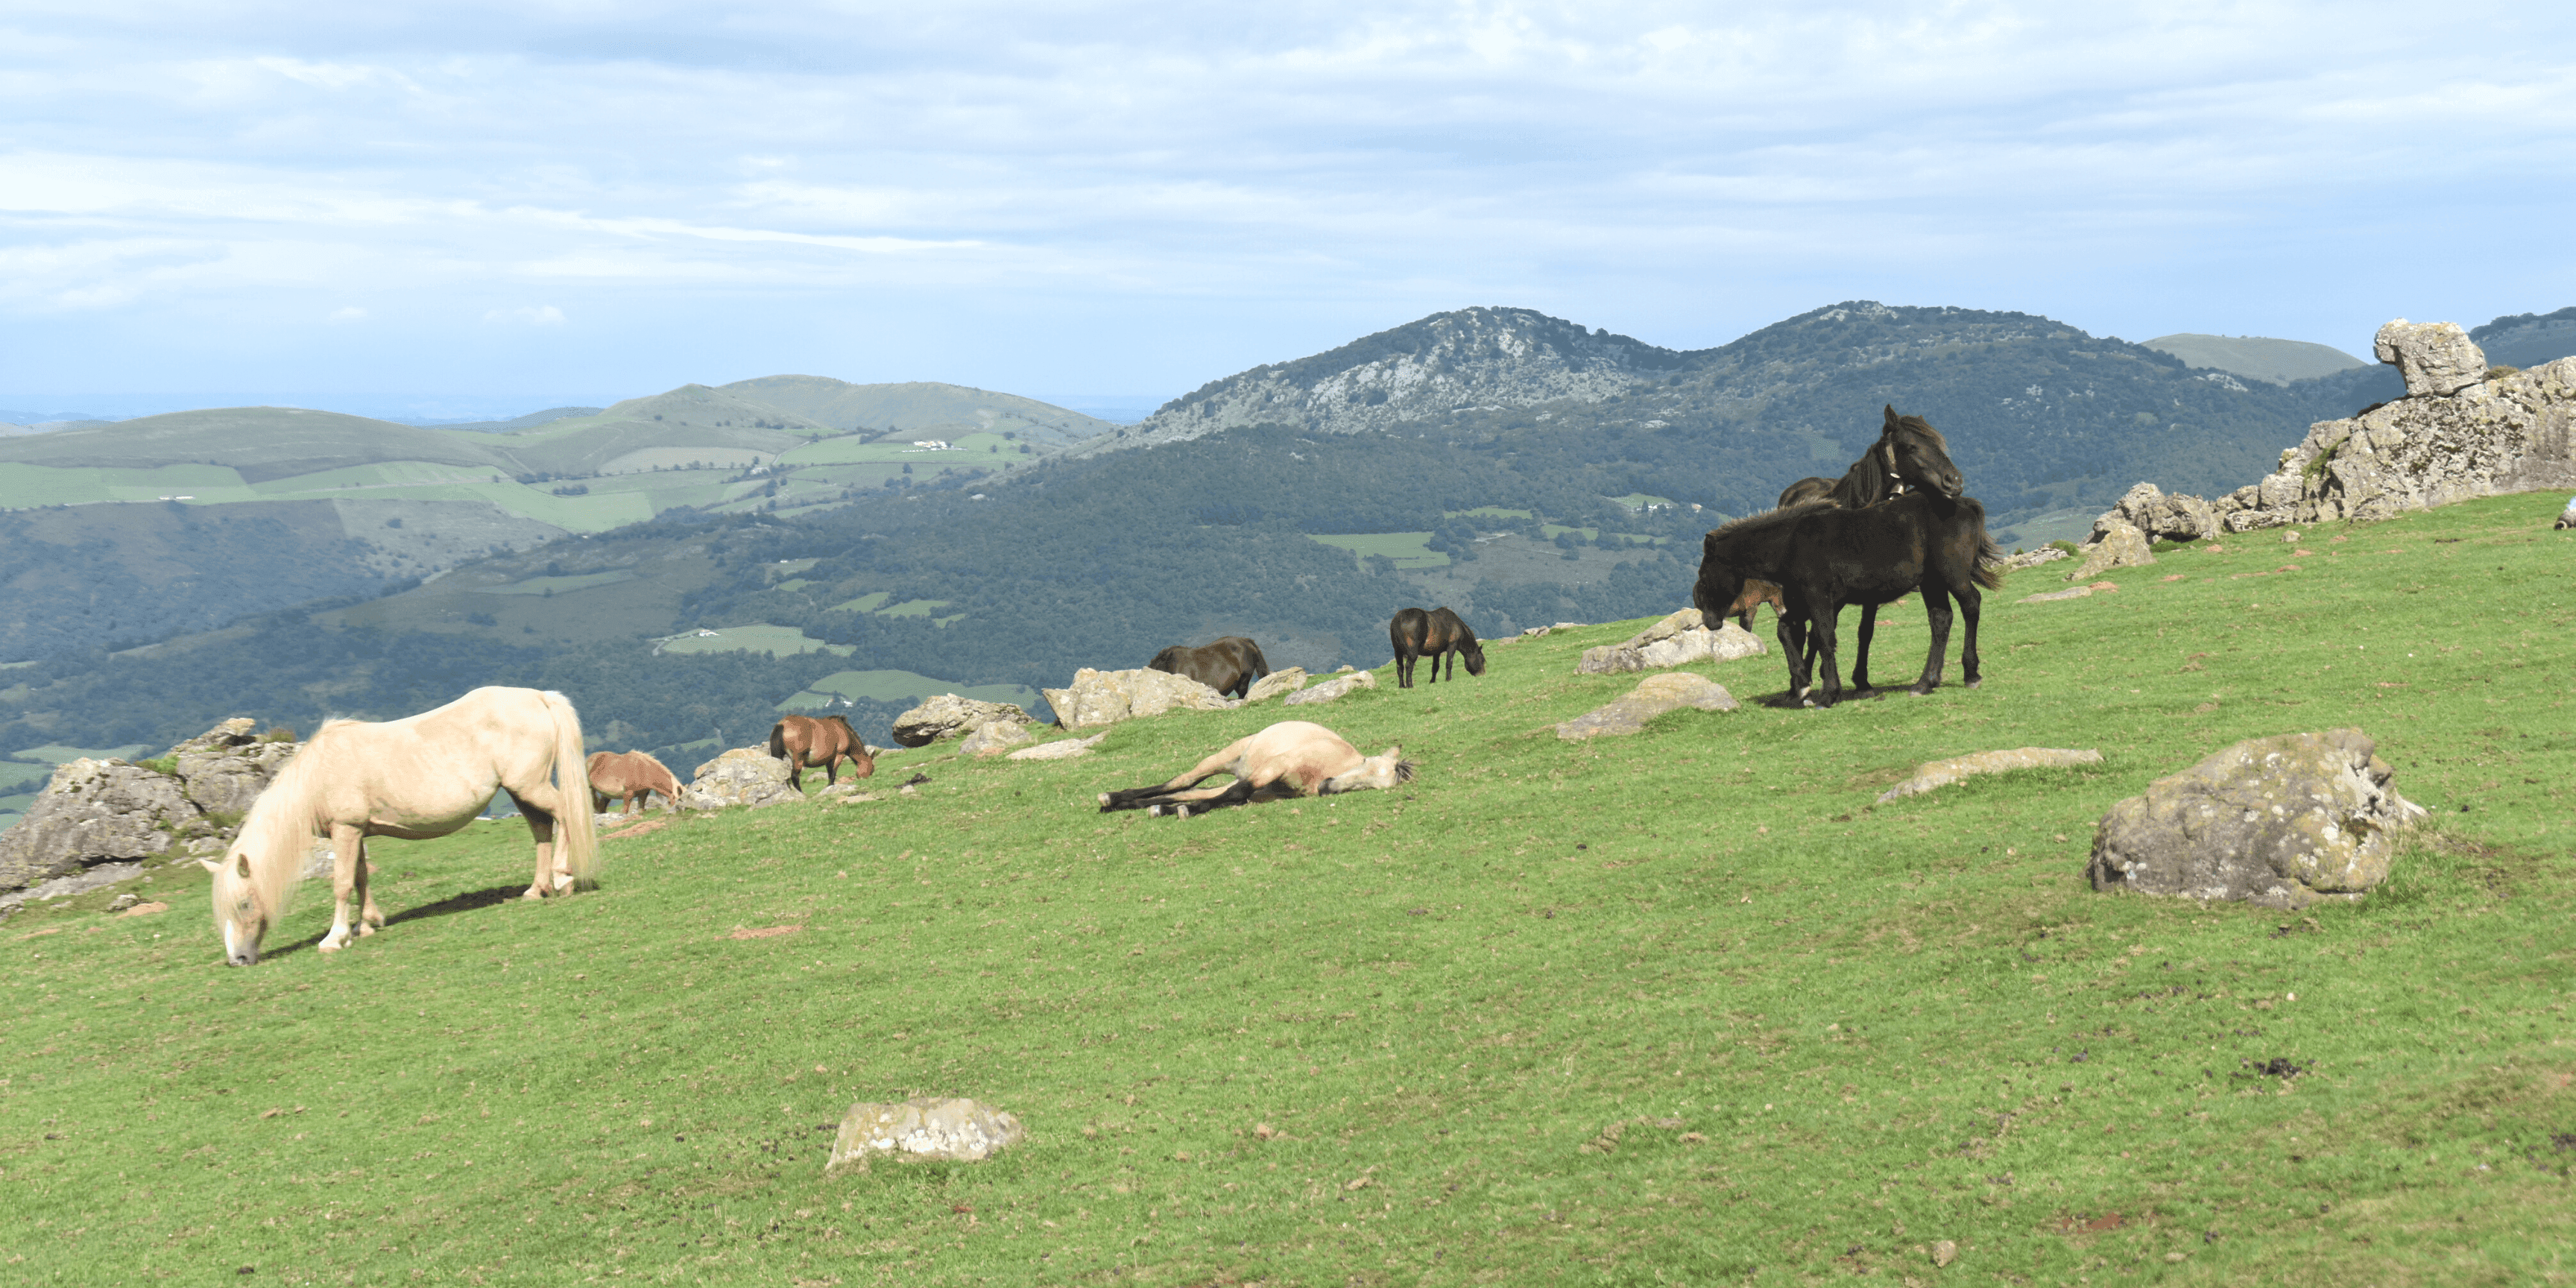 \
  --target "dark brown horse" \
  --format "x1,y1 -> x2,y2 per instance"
768,713 -> 875,791
1146,636 -> 1269,699
1769,491 -> 2005,707
1389,607 -> 1486,688
586,750 -> 680,814
1773,405 -> 1966,510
